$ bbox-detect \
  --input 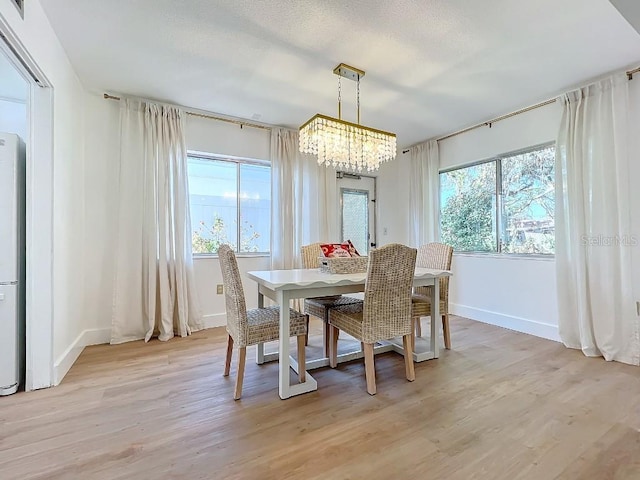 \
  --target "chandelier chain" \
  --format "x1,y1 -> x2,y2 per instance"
337,76 -> 342,120
356,75 -> 360,125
